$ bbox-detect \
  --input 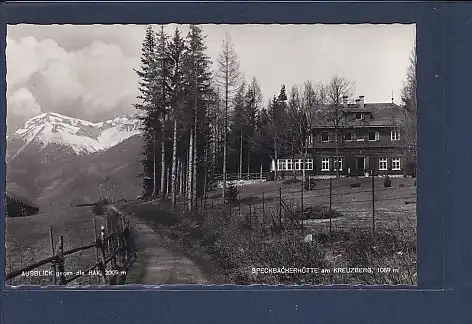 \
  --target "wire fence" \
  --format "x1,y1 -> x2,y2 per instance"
198,174 -> 417,237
